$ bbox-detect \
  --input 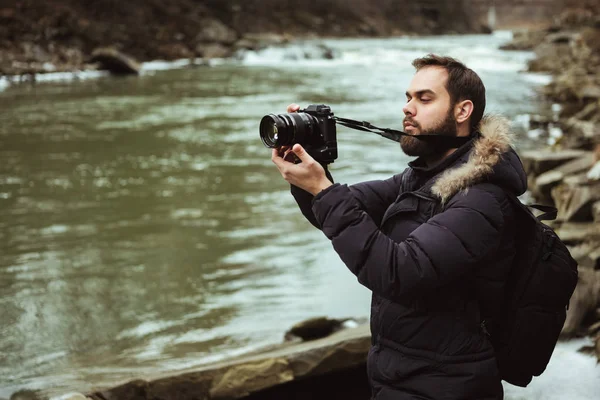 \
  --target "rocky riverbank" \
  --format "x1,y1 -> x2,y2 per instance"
0,0 -> 490,79
6,320 -> 371,400
502,3 -> 600,360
